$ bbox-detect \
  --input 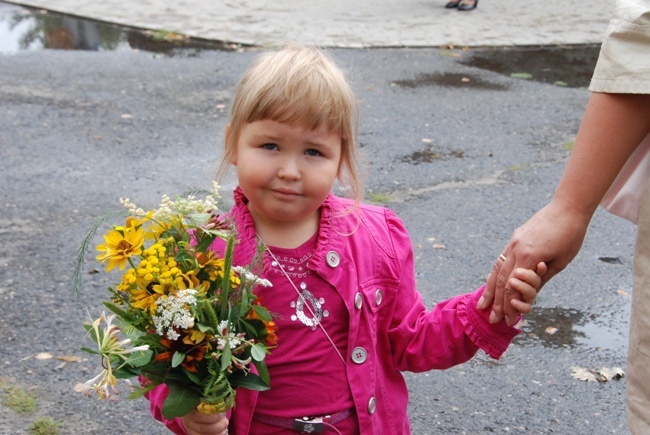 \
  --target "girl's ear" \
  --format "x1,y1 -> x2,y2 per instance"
225,123 -> 237,166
